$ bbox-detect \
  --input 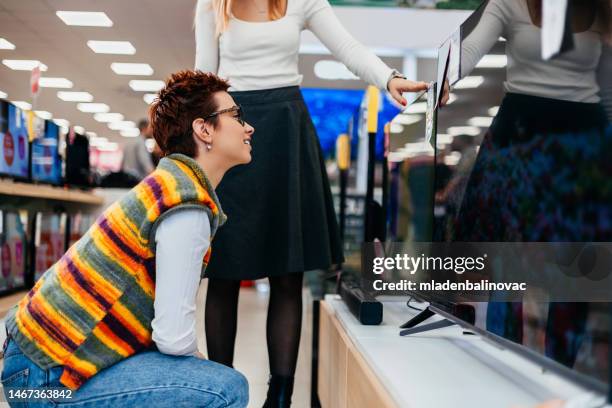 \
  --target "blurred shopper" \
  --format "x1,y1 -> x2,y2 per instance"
194,0 -> 436,405
455,0 -> 612,370
1,70 -> 254,407
122,119 -> 155,180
